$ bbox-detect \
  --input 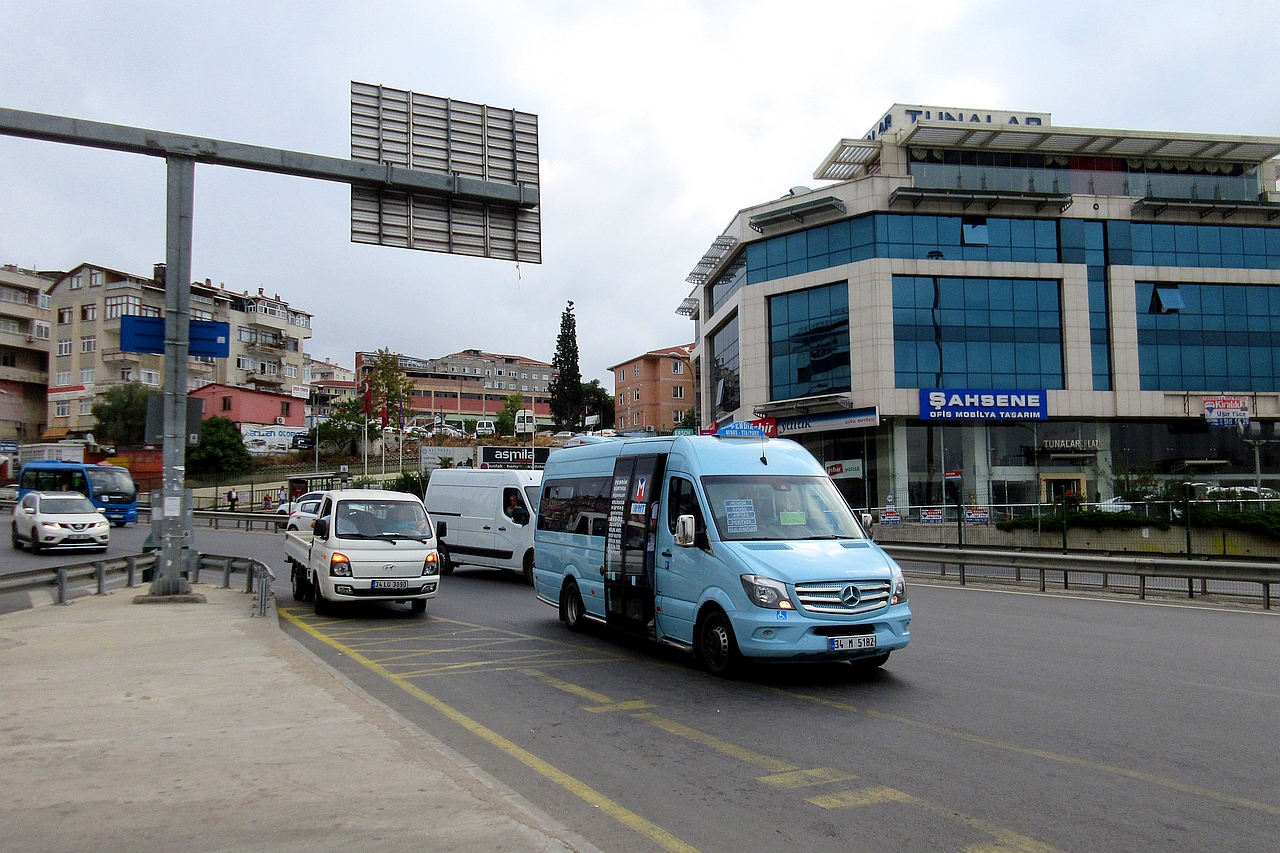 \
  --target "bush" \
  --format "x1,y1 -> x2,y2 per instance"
384,470 -> 429,499
996,510 -> 1170,533
1188,506 -> 1280,540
